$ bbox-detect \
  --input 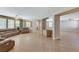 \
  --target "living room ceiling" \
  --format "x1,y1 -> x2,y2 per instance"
0,7 -> 75,20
